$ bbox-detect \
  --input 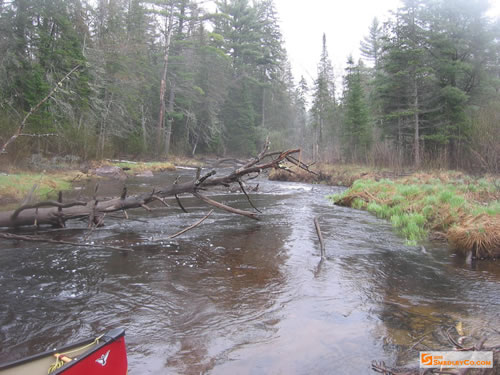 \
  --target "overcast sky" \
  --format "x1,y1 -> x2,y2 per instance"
274,0 -> 399,86
273,0 -> 500,89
